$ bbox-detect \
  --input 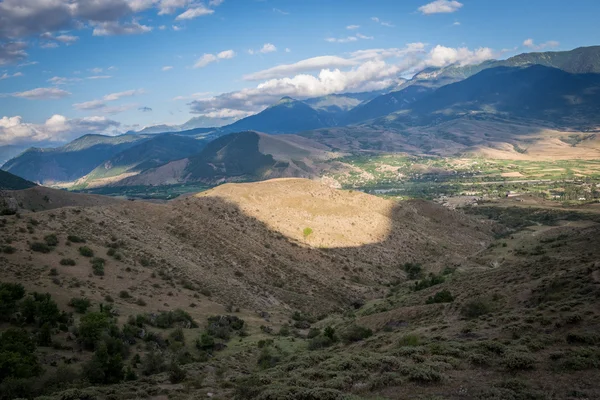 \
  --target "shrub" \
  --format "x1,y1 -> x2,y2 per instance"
503,351 -> 536,371
0,328 -> 43,381
401,364 -> 444,384
461,298 -> 493,319
44,234 -> 59,247
30,242 -> 51,253
168,362 -> 186,383
0,282 -> 25,320
60,258 -> 76,266
90,258 -> 105,276
48,268 -> 58,276
104,295 -> 114,303
19,292 -> 62,327
69,297 -> 92,314
79,246 -> 94,257
399,334 -> 420,347
67,235 -> 86,243
2,245 -> 16,254
426,289 -> 454,304
141,350 -> 165,376
307,328 -> 321,339
340,325 -> 373,343
308,335 -> 336,350
403,262 -> 423,280
257,347 -> 281,369
414,273 -> 445,291
206,315 -> 245,339
303,227 -> 313,239
78,312 -> 111,349
196,333 -> 215,351
119,291 -> 130,299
